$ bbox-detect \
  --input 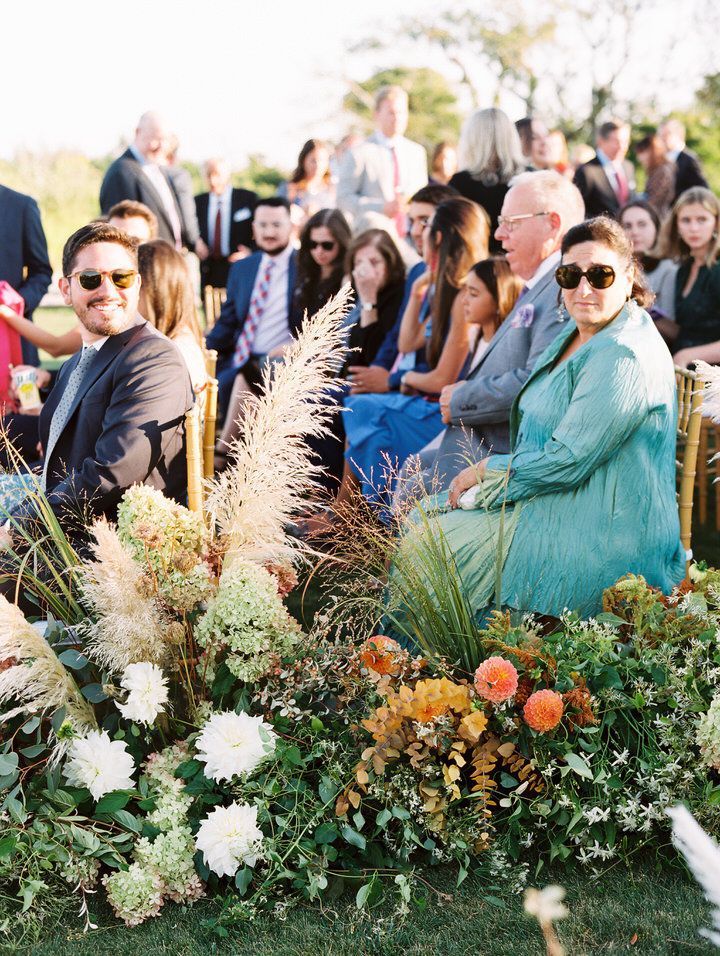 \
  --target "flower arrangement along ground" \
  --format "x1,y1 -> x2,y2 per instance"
2,292 -> 720,933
